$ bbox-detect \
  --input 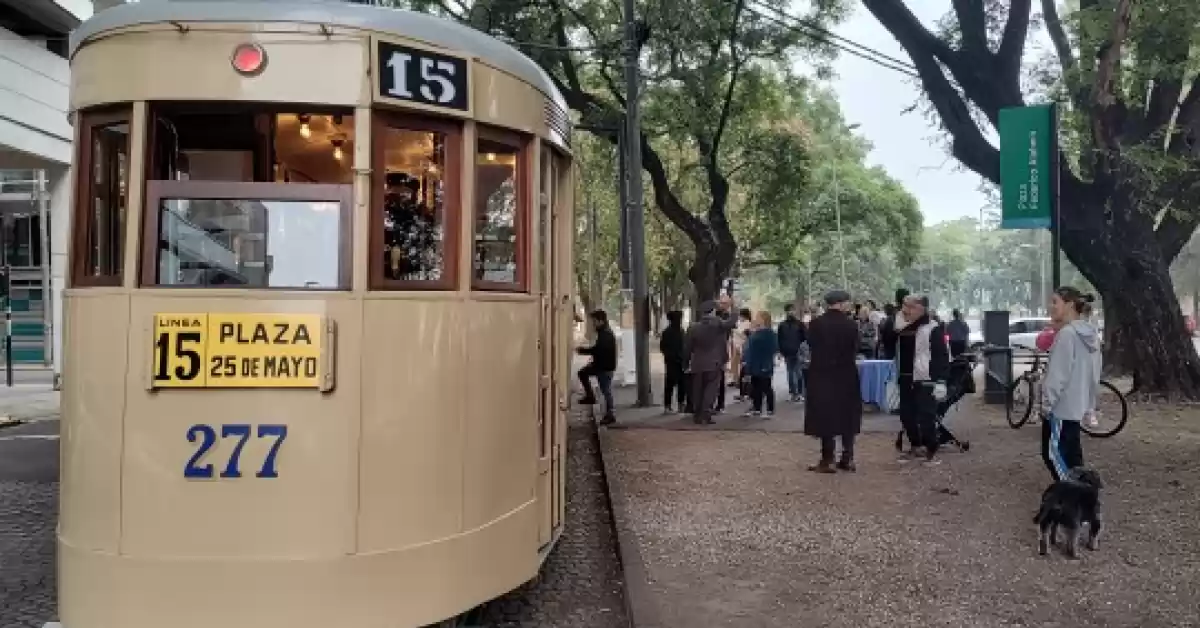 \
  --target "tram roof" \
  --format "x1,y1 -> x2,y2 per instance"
70,0 -> 568,111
